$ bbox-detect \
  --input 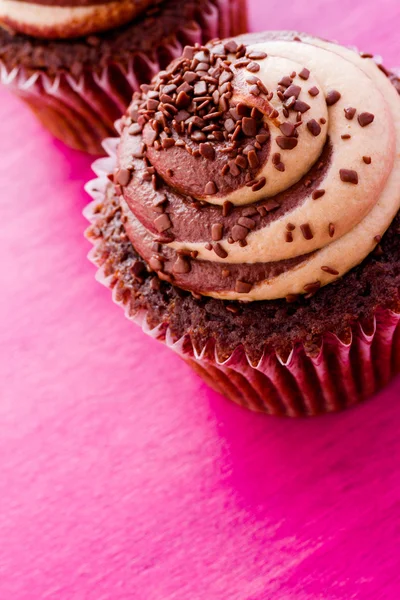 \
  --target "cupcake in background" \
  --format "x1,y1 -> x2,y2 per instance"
0,0 -> 248,154
85,31 -> 400,416
0,0 -> 155,39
